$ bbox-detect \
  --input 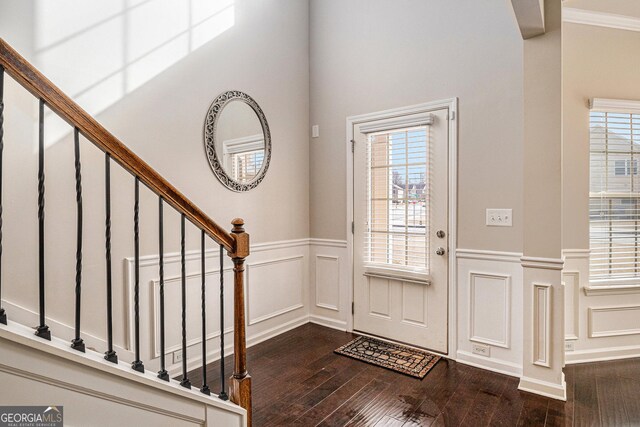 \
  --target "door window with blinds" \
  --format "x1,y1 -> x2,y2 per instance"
589,100 -> 640,284
366,126 -> 429,272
